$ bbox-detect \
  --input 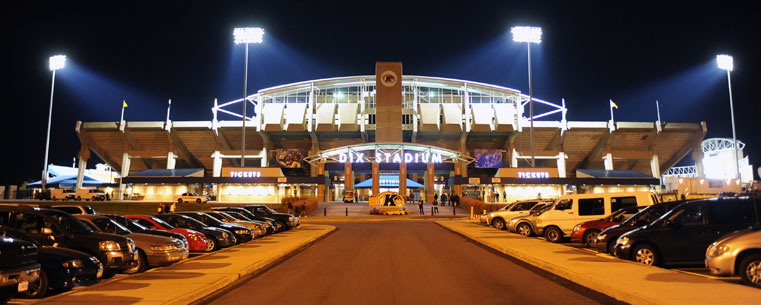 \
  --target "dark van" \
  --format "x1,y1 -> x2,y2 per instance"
614,197 -> 761,266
